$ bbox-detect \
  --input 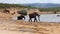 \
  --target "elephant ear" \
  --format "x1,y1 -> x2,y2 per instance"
17,10 -> 27,15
